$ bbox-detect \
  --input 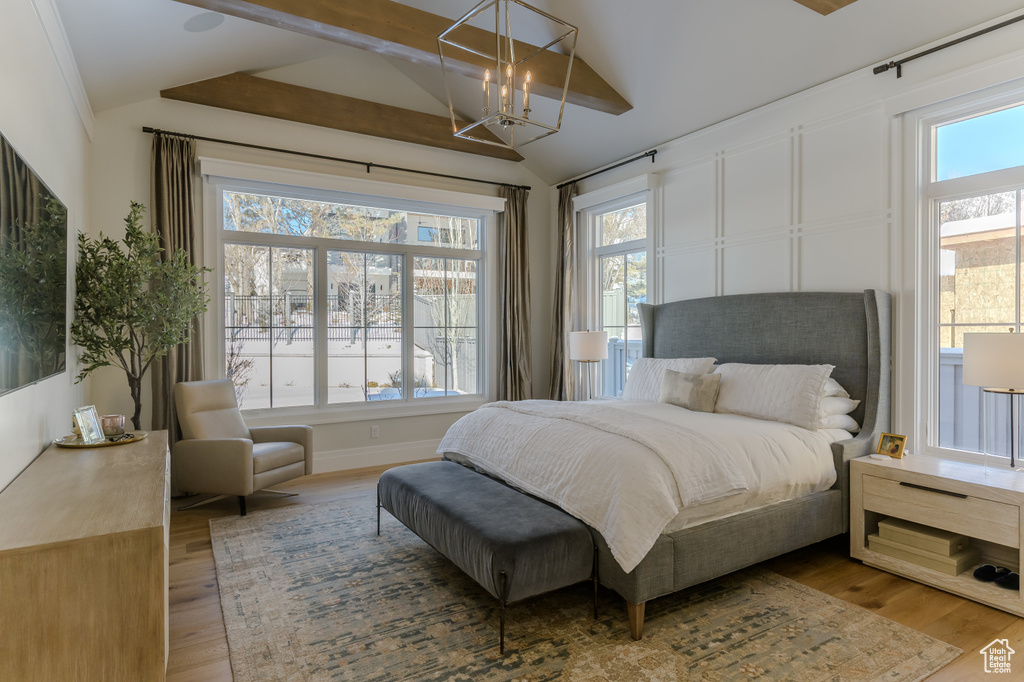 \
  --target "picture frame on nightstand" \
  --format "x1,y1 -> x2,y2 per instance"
876,432 -> 906,458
